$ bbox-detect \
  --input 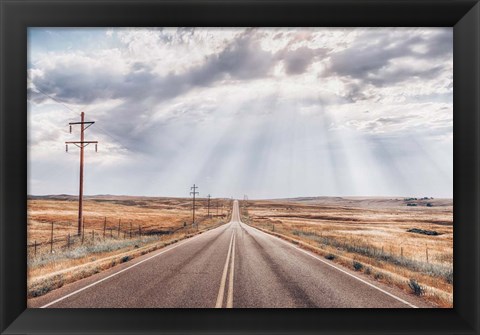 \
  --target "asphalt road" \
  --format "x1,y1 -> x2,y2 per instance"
30,200 -> 430,308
